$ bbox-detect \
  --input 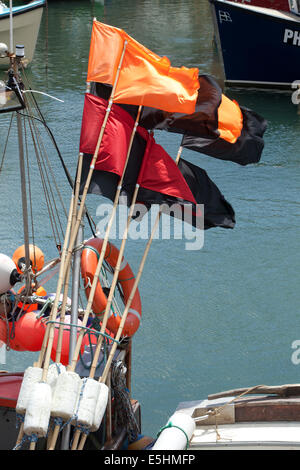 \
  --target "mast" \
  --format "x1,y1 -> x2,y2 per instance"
16,104 -> 31,293
8,0 -> 31,293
